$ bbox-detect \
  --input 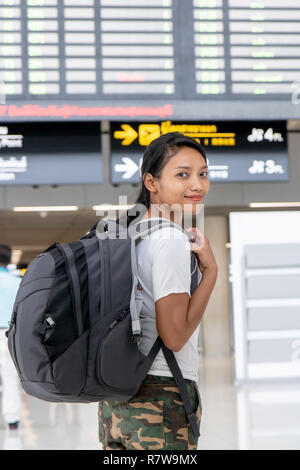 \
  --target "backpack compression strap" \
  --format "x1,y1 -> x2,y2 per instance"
57,243 -> 84,337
